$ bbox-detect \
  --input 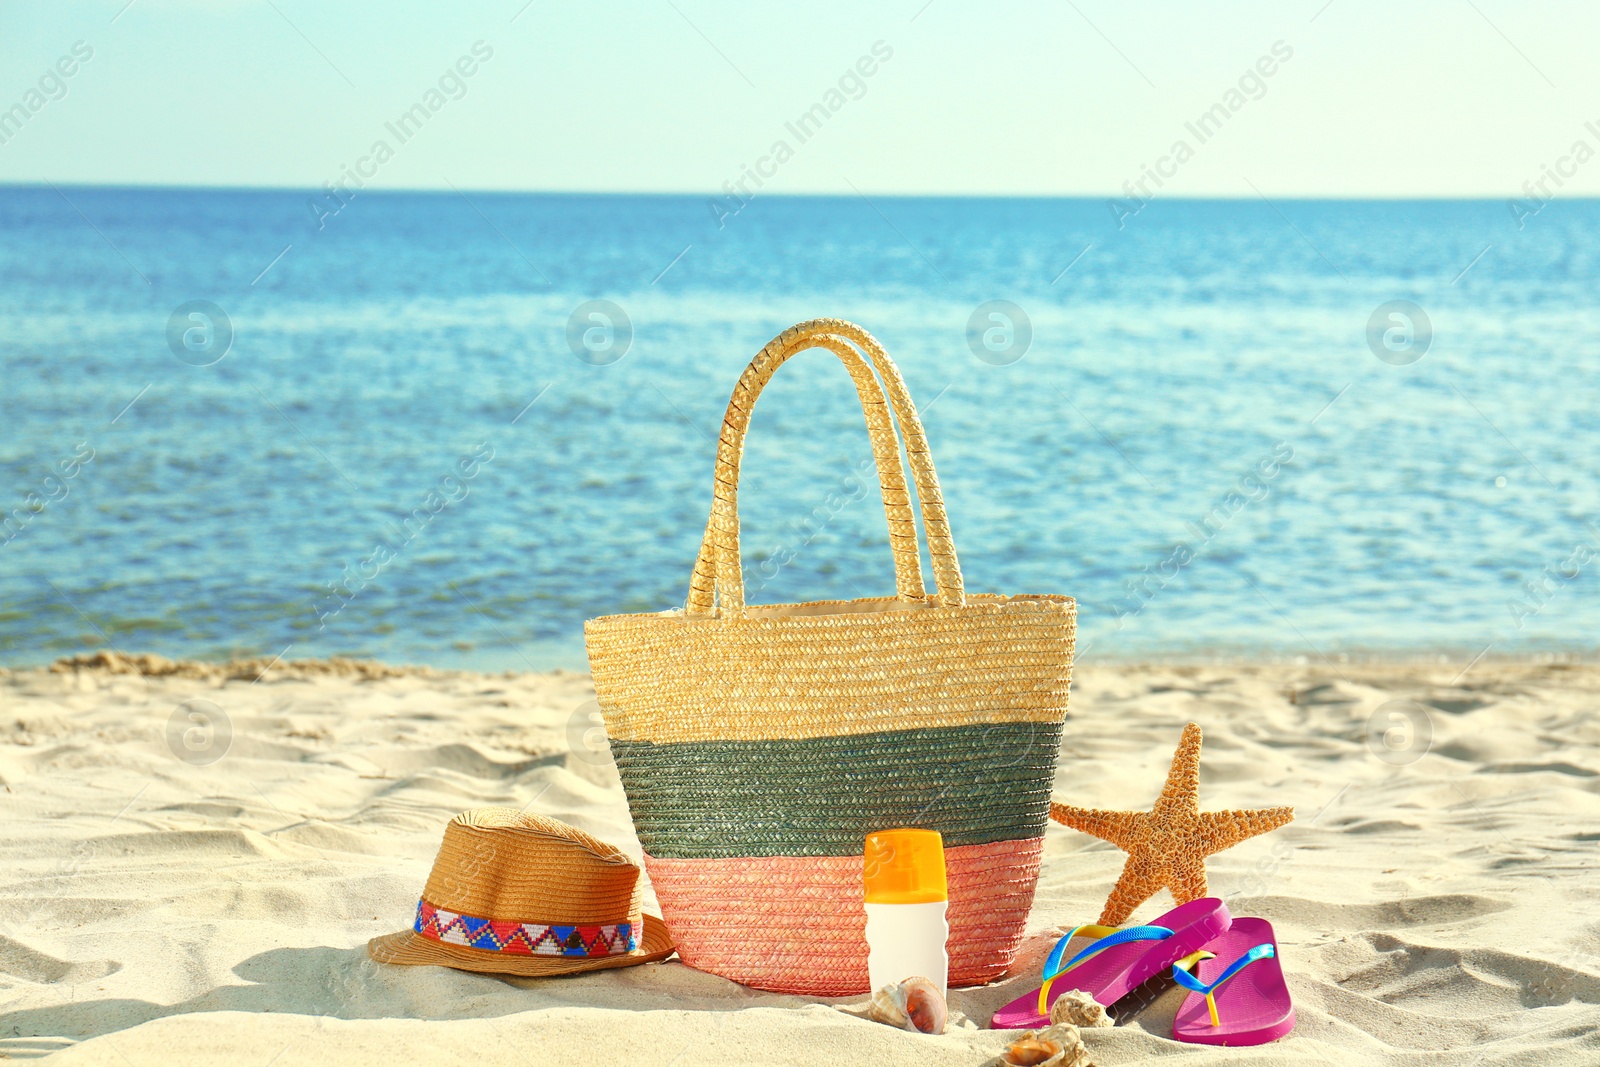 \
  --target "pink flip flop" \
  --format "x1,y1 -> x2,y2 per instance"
990,897 -> 1232,1030
1171,916 -> 1295,1046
